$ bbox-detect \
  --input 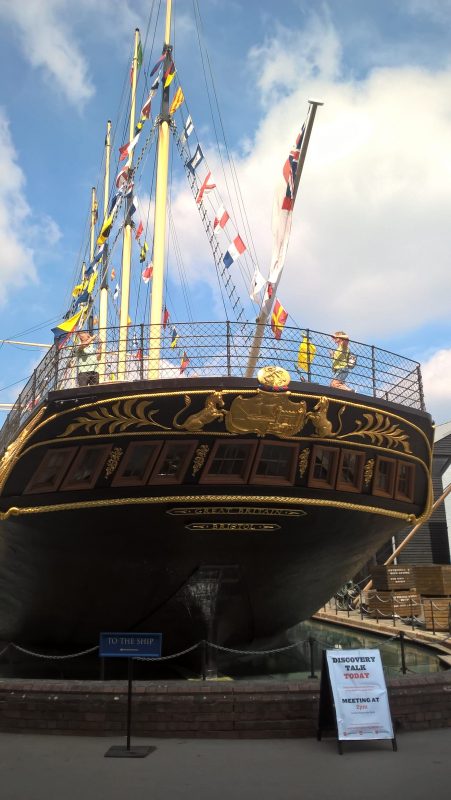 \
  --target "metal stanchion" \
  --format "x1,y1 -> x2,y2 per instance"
308,636 -> 317,679
399,631 -> 407,675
